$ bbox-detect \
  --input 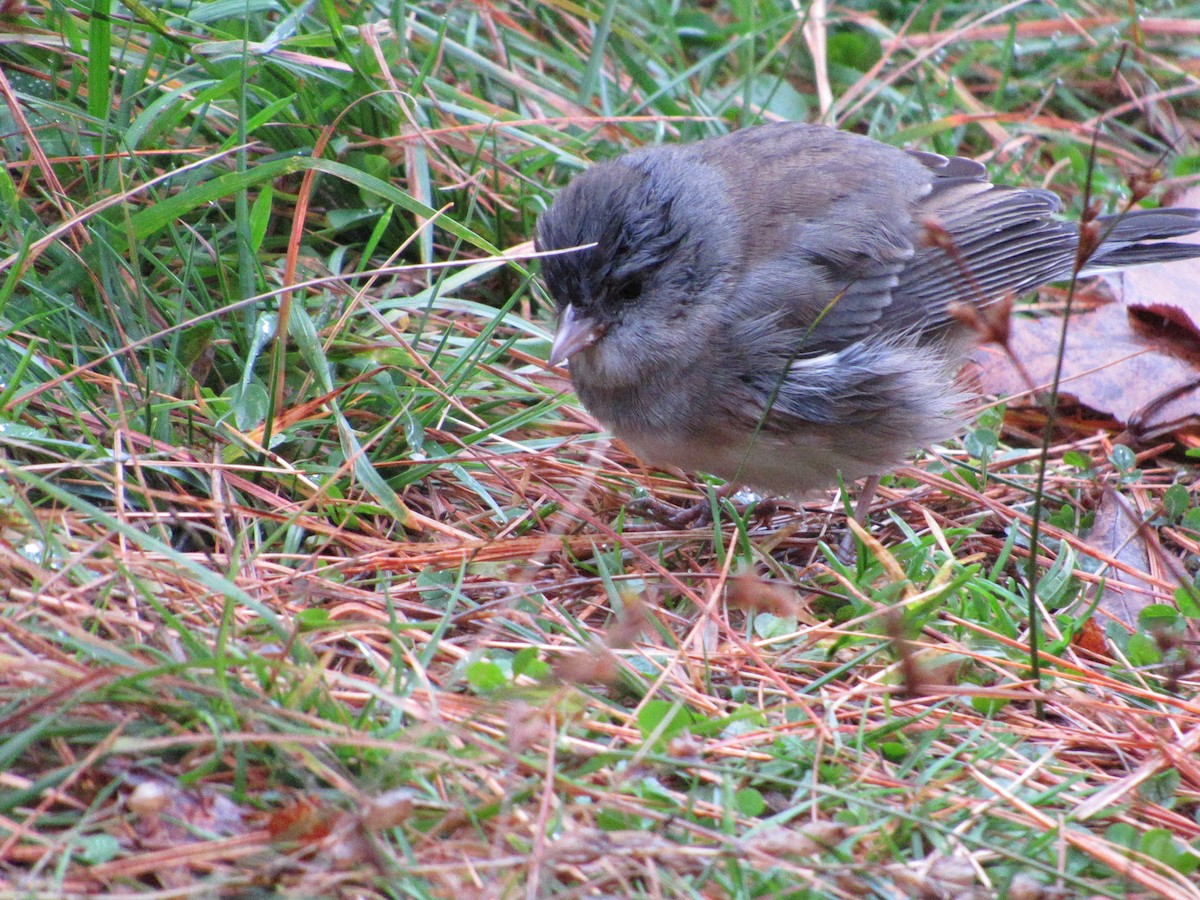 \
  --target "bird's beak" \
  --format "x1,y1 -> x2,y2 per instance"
548,305 -> 606,366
